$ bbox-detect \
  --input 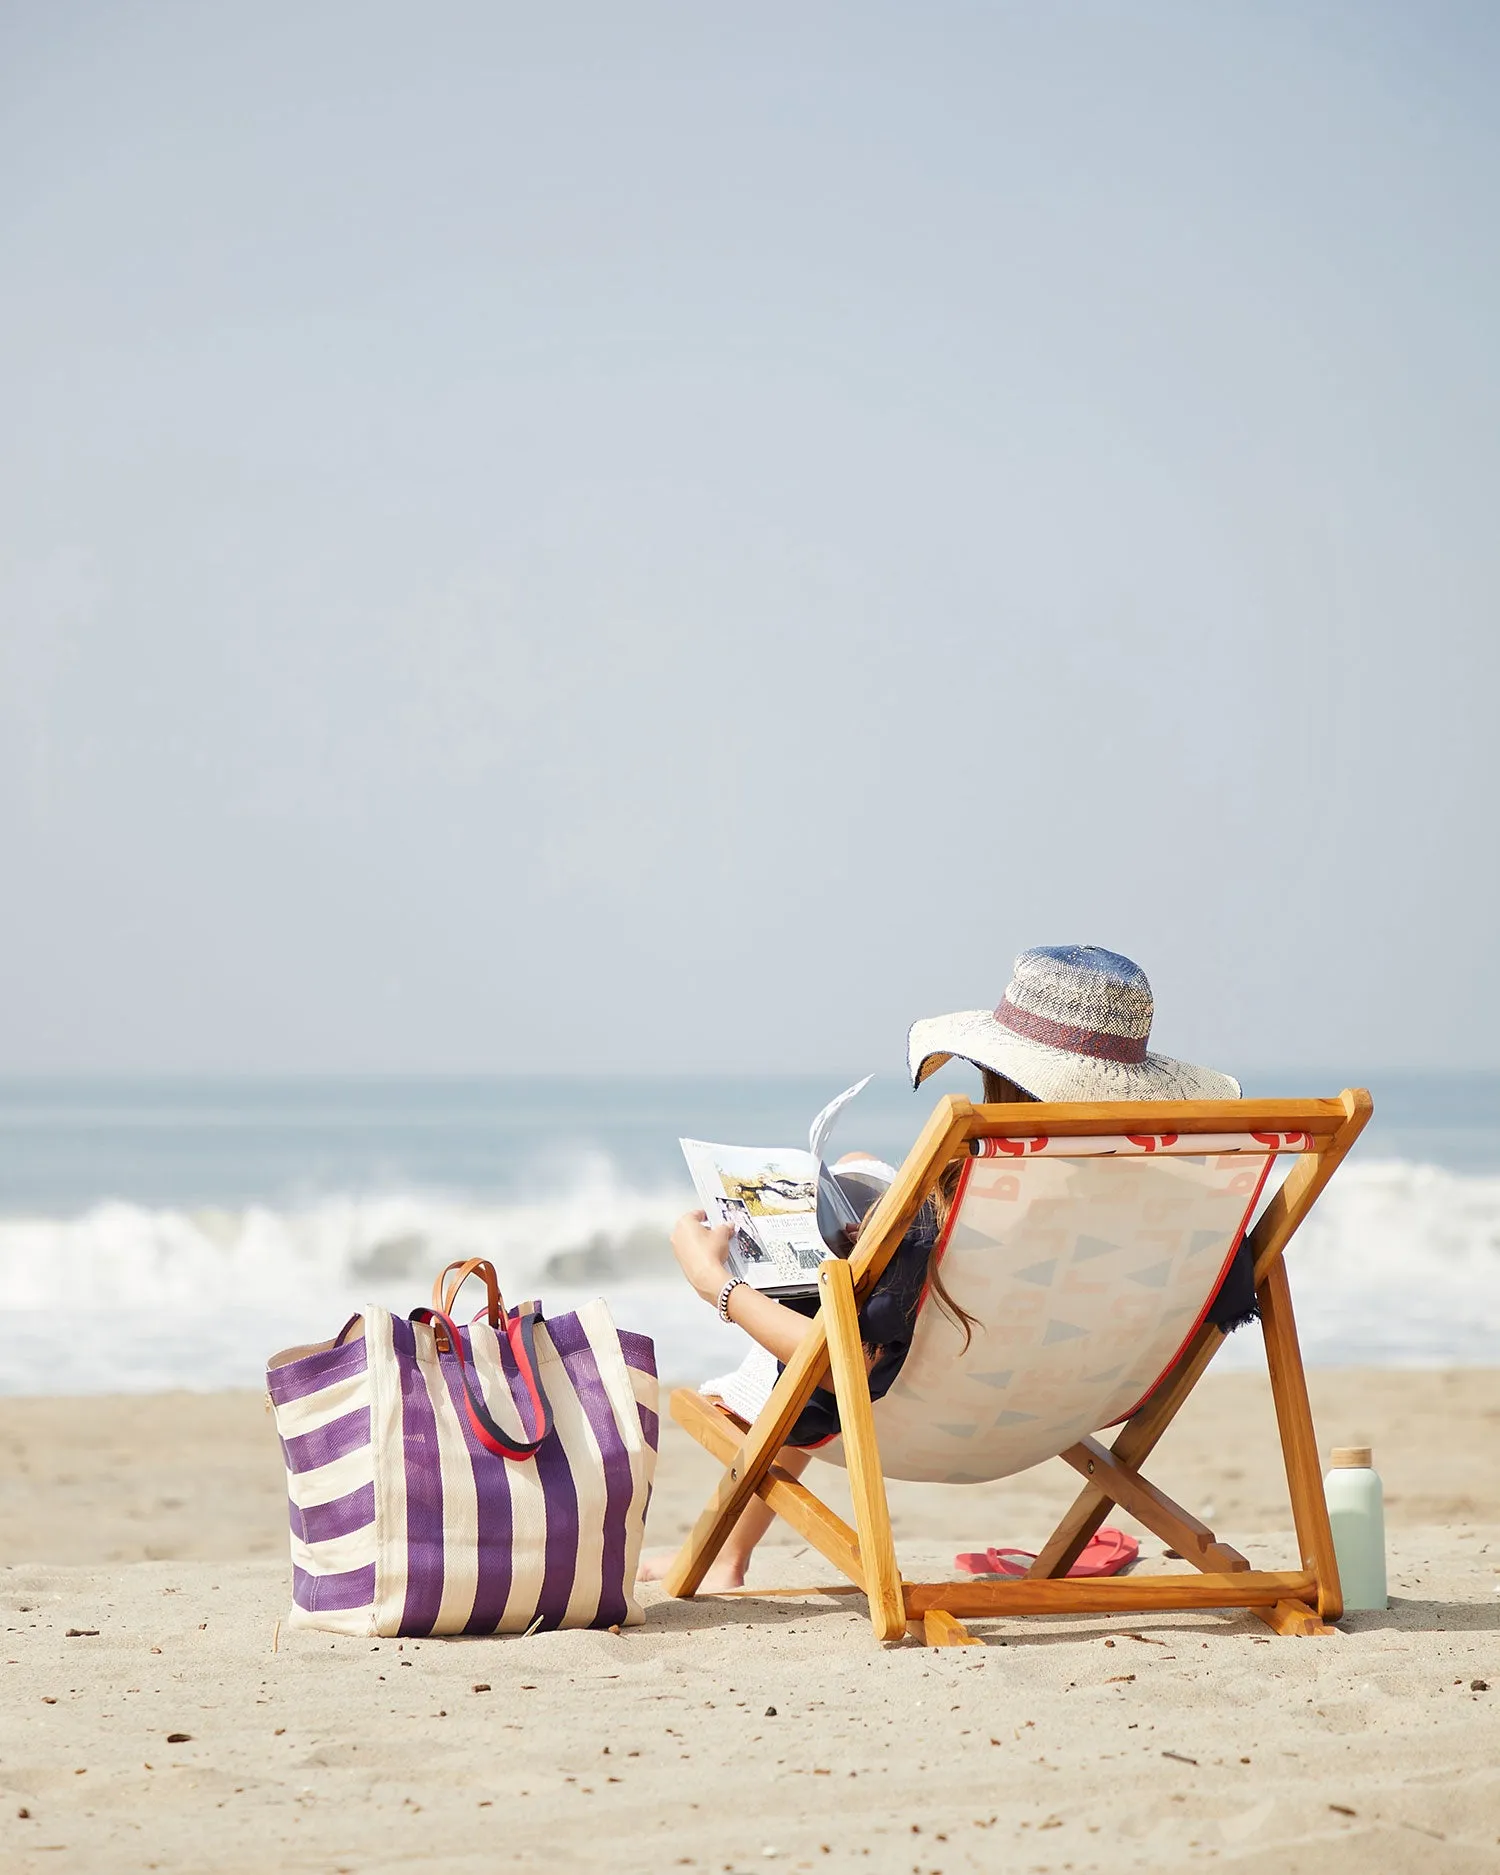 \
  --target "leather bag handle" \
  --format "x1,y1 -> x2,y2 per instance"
432,1258 -> 503,1327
